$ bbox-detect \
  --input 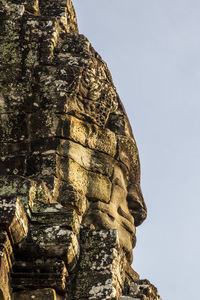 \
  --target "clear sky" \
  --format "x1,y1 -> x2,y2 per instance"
73,1 -> 200,299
